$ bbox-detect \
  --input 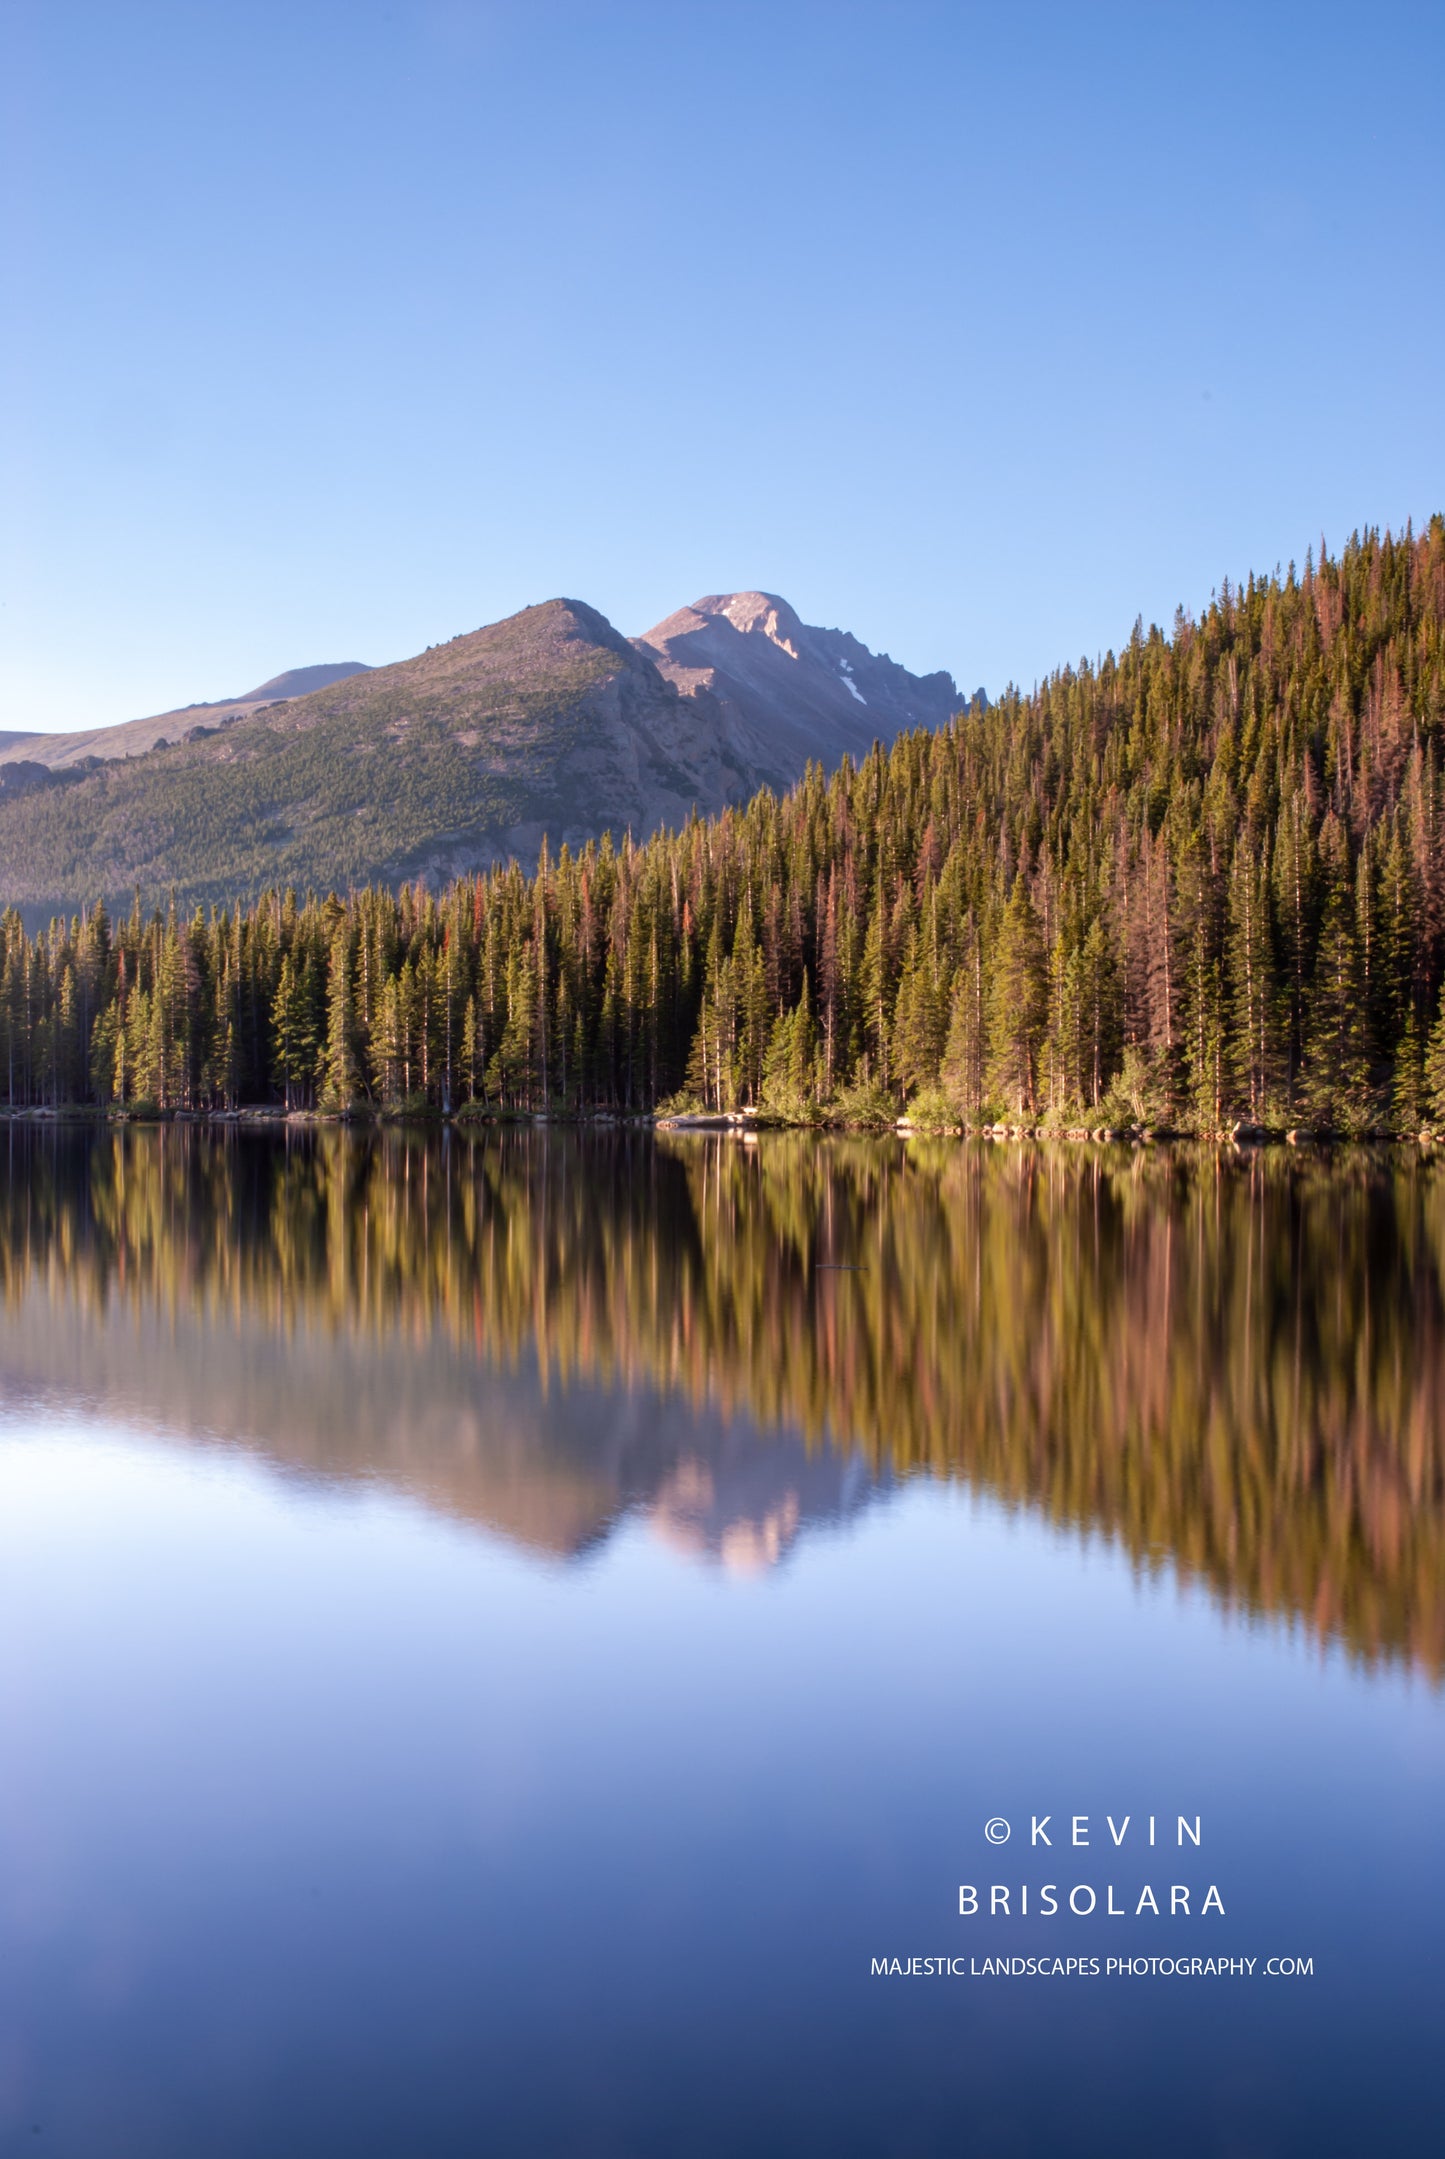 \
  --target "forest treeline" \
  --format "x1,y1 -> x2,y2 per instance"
4,521 -> 1445,1130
